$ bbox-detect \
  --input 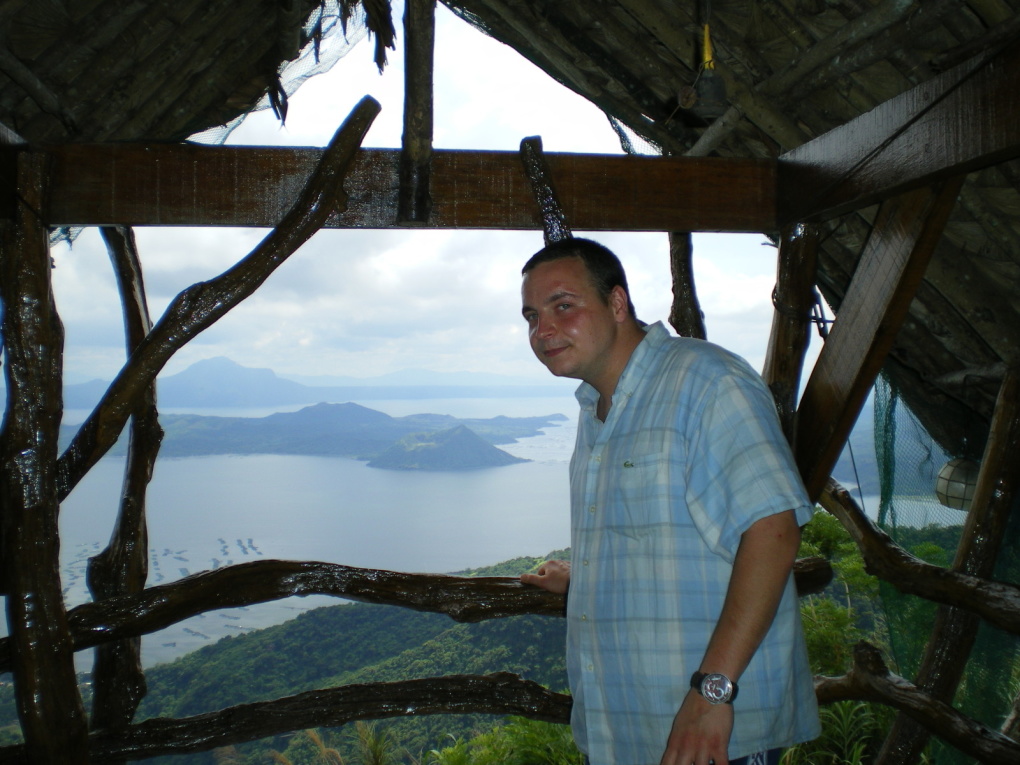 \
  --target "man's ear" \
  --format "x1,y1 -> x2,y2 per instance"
609,285 -> 631,322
